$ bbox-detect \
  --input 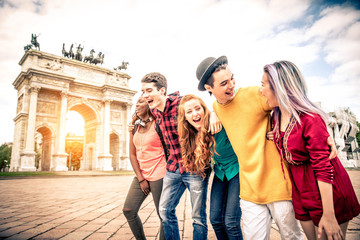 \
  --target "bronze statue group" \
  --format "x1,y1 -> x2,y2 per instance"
122,56 -> 360,240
